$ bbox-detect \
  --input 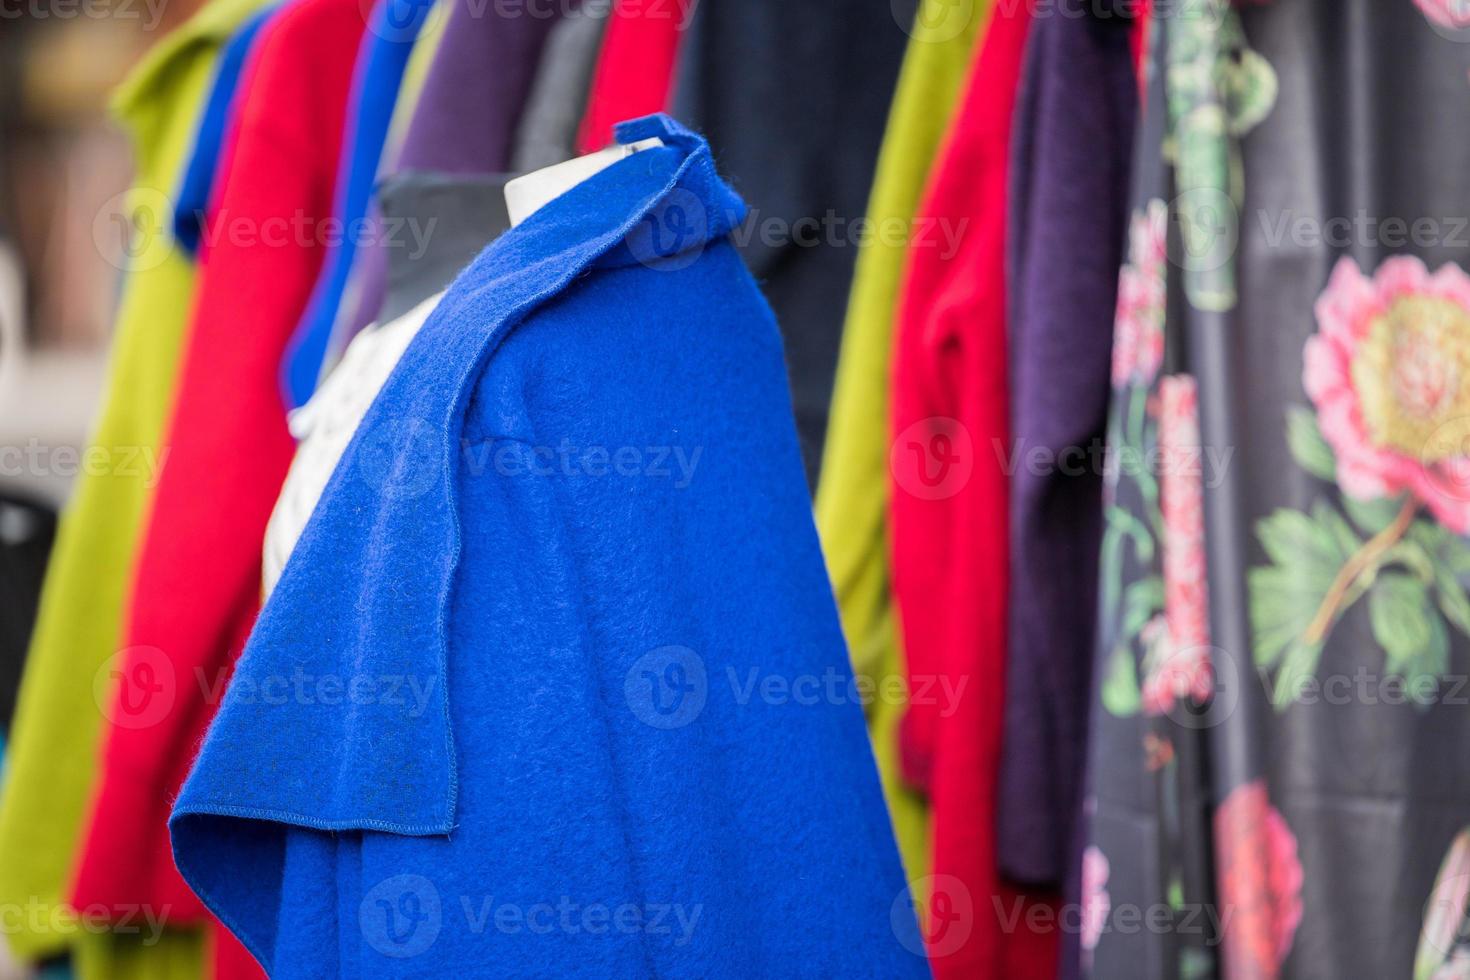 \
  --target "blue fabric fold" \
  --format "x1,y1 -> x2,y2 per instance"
172,114 -> 924,977
172,0 -> 281,255
277,0 -> 434,409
